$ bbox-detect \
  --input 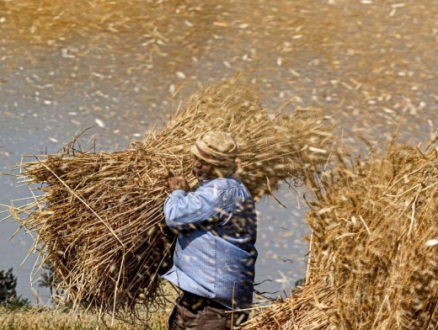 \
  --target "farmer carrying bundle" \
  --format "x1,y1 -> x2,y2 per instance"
164,131 -> 257,329
11,78 -> 333,319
